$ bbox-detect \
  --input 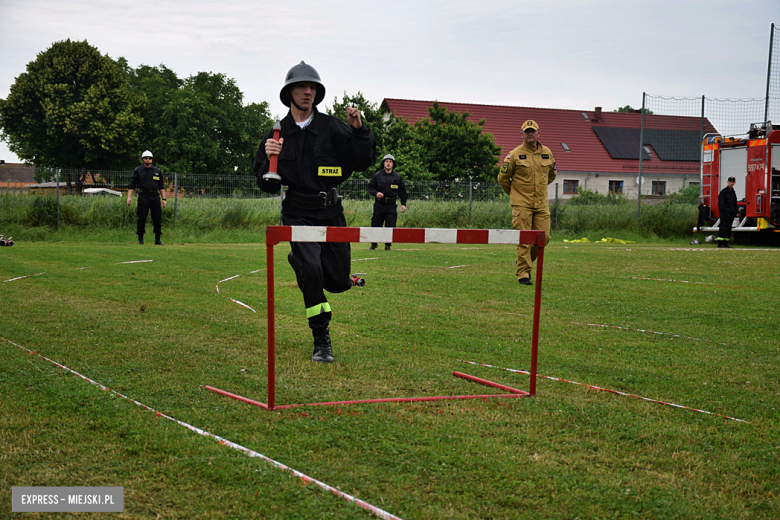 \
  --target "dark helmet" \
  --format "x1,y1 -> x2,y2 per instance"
280,61 -> 325,108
